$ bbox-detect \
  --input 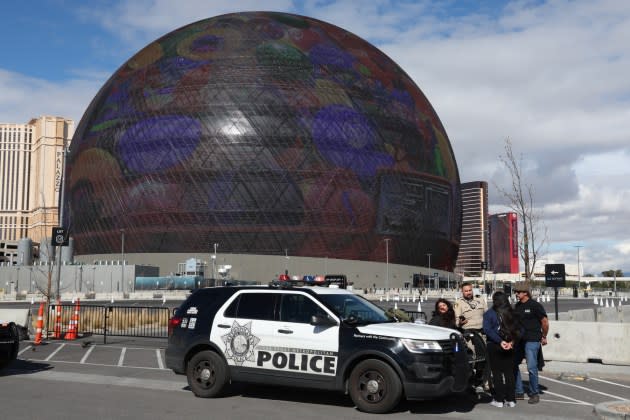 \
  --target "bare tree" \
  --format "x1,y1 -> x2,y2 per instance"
32,191 -> 60,334
495,138 -> 547,281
